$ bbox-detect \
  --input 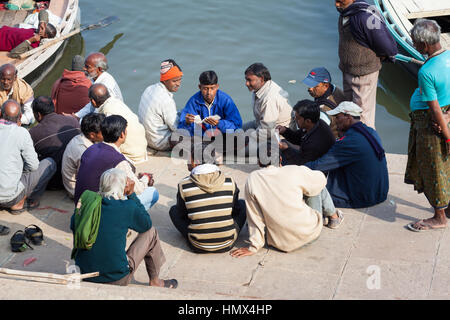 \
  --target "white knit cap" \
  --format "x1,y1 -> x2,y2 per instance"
327,101 -> 363,117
